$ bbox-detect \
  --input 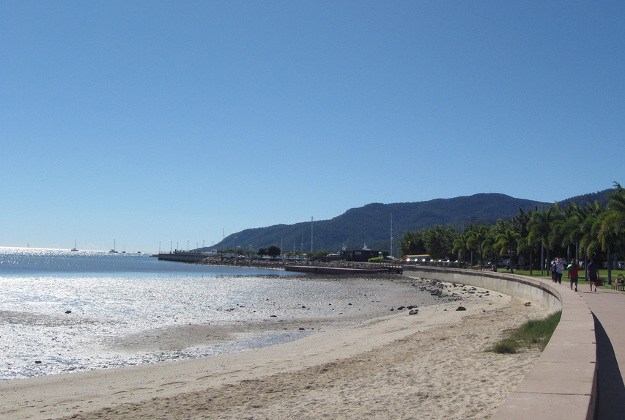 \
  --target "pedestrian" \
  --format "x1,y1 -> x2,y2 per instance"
586,258 -> 599,292
555,259 -> 564,284
551,261 -> 557,282
568,259 -> 580,292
